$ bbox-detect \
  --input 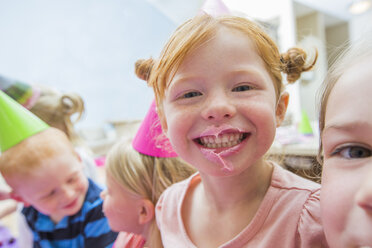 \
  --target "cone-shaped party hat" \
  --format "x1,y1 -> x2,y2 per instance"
298,109 -> 313,135
0,75 -> 40,109
132,100 -> 177,158
0,90 -> 49,152
199,0 -> 230,16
